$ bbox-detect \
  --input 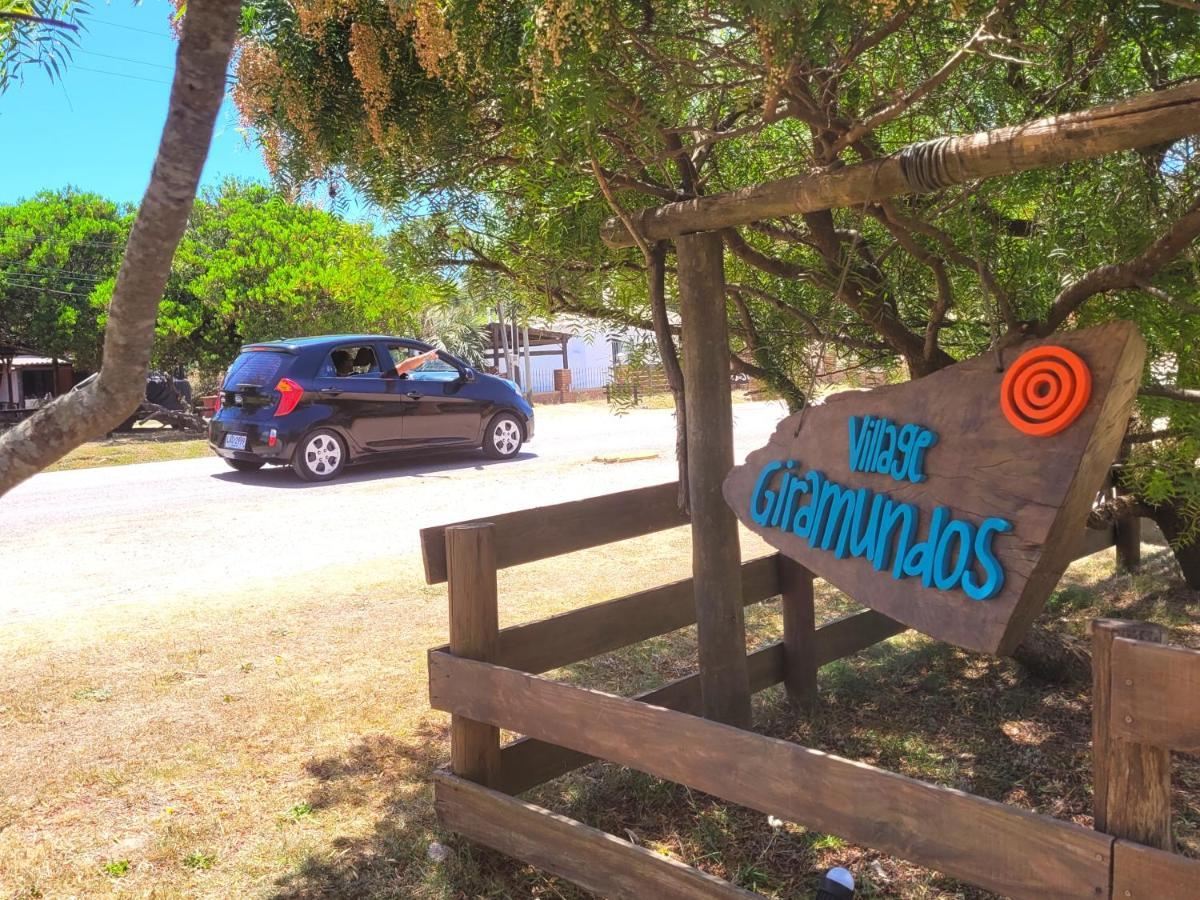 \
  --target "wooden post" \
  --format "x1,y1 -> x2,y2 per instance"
447,523 -> 501,786
1092,618 -> 1172,849
1115,516 -> 1142,572
676,230 -> 752,728
779,557 -> 818,707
